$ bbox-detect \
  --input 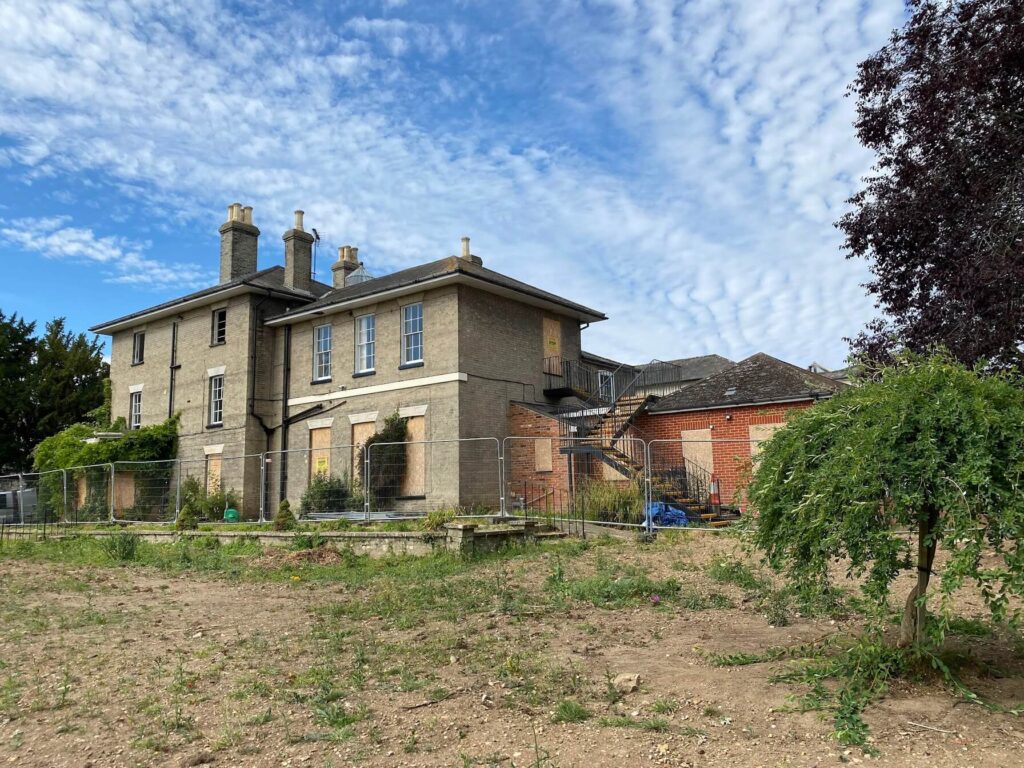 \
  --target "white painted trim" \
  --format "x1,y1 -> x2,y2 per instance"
348,411 -> 379,425
203,444 -> 224,455
398,404 -> 428,418
207,365 -> 226,377
307,417 -> 335,430
128,383 -> 144,394
288,372 -> 467,407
